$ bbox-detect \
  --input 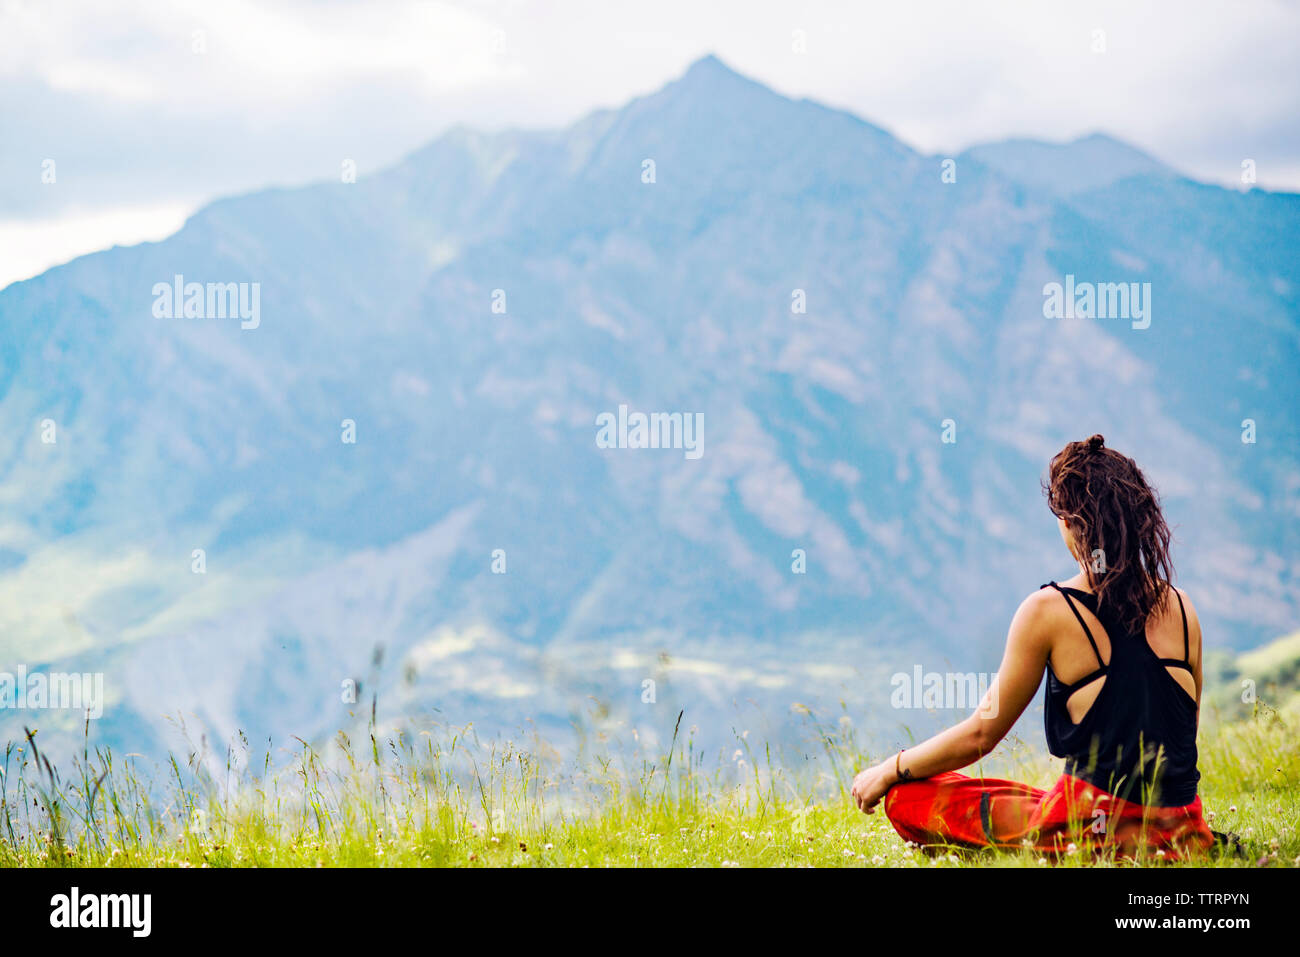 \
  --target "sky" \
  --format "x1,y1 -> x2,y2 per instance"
3,0 -> 1299,289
